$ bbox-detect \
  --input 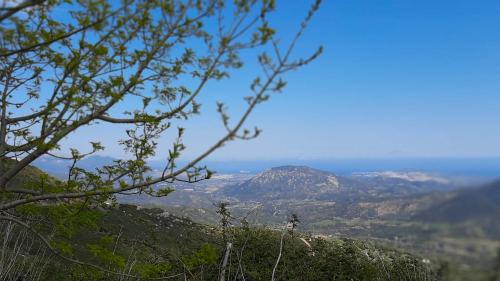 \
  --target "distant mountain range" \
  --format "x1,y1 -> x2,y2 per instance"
32,157 -> 500,227
33,155 -> 116,179
219,165 -> 455,202
414,180 -> 500,224
214,165 -> 500,233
